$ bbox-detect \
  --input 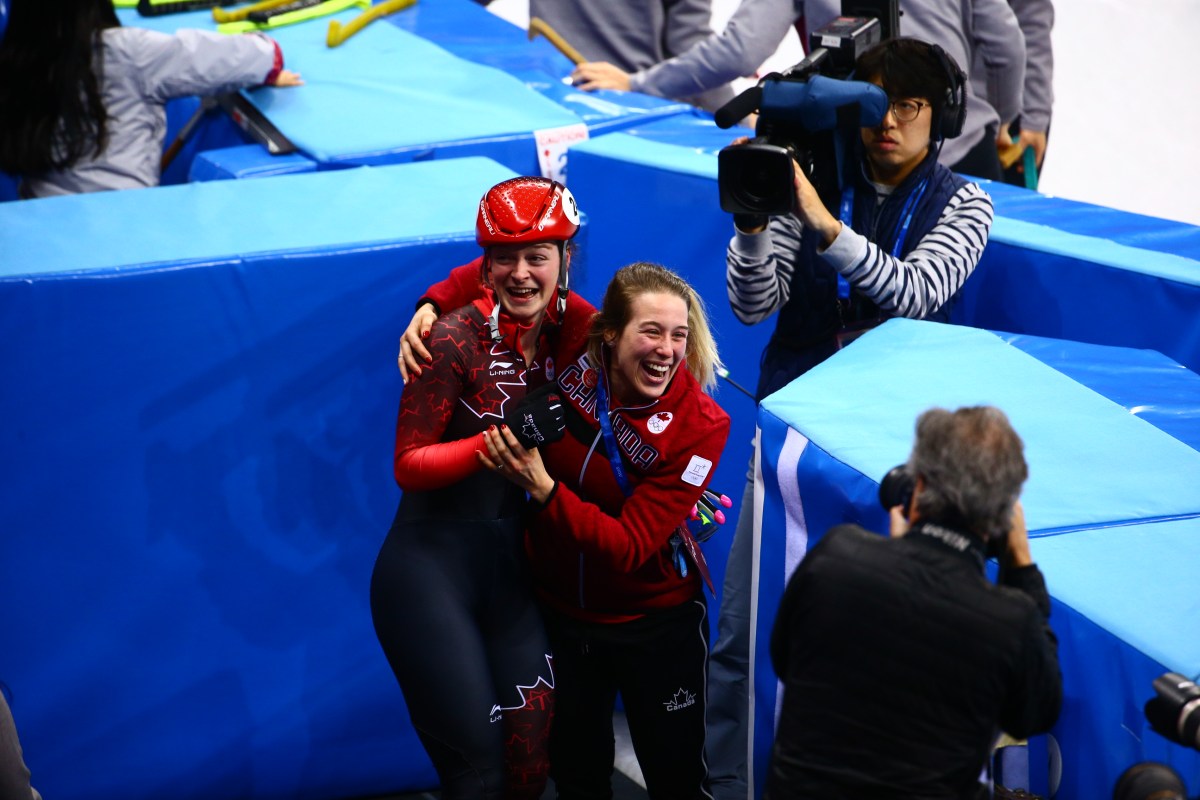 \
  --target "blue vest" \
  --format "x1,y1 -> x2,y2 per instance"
756,150 -> 969,400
